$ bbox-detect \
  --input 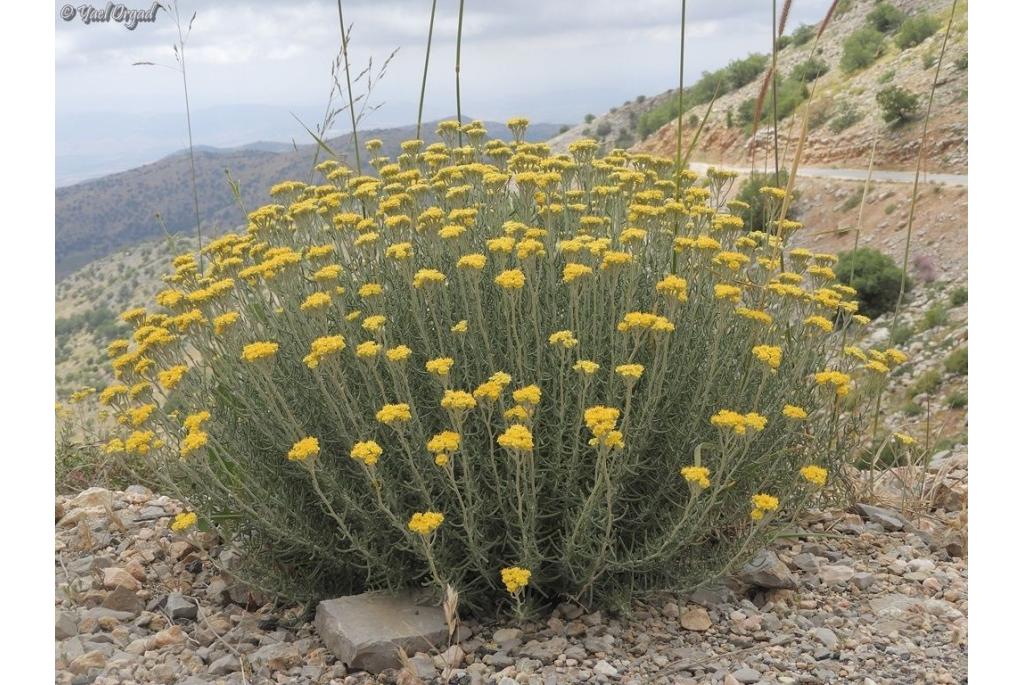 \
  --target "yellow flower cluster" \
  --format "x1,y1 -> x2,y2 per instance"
497,424 -> 534,452
617,312 -> 675,334
750,493 -> 780,520
427,431 -> 460,466
752,344 -> 782,371
584,405 -> 624,449
500,566 -> 532,594
680,465 -> 711,489
288,437 -> 320,461
710,409 -> 767,435
799,465 -> 828,487
377,403 -> 412,425
241,341 -> 279,362
170,512 -> 198,532
408,511 -> 444,535
350,440 -> 383,466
